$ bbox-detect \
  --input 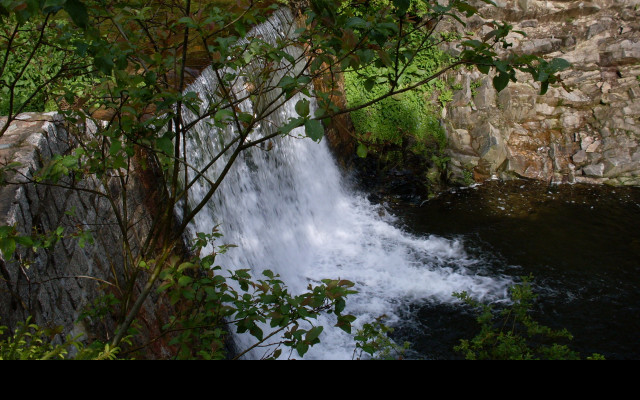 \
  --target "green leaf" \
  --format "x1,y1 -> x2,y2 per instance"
538,72 -> 550,86
377,50 -> 393,68
493,73 -> 509,92
177,262 -> 195,272
455,2 -> 478,17
156,137 -> 173,155
15,236 -> 33,248
539,80 -> 549,96
249,325 -> 264,341
295,342 -> 309,357
335,314 -> 357,334
0,226 -> 13,238
109,139 -> 122,155
295,98 -> 310,118
44,0 -> 66,13
335,297 -> 346,314
363,77 -> 375,92
304,119 -> 324,142
462,40 -> 483,49
277,76 -> 296,90
278,117 -> 304,135
345,17 -> 367,29
178,276 -> 193,287
64,0 -> 89,29
214,108 -> 234,123
177,17 -> 198,29
392,0 -> 410,14
94,55 -> 114,75
0,237 -> 16,260
261,294 -> 277,303
493,59 -> 509,73
305,326 -> 323,342
477,63 -> 490,75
